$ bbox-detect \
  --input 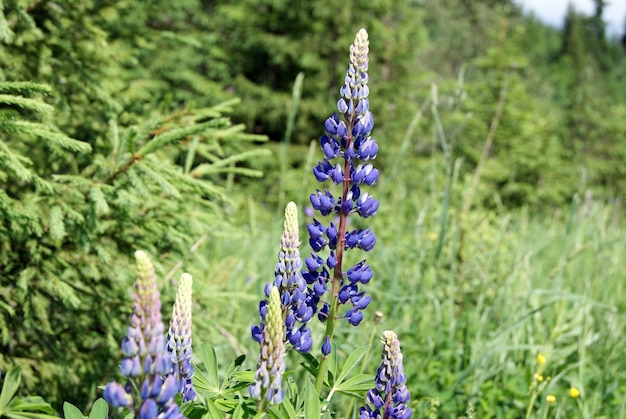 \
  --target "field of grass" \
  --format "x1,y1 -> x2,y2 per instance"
185,147 -> 626,418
